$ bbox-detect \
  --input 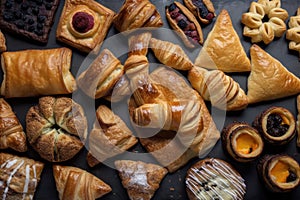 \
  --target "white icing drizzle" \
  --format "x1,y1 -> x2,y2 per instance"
22,165 -> 30,200
186,159 -> 246,200
0,180 -> 3,187
125,163 -> 150,190
1,159 -> 18,169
